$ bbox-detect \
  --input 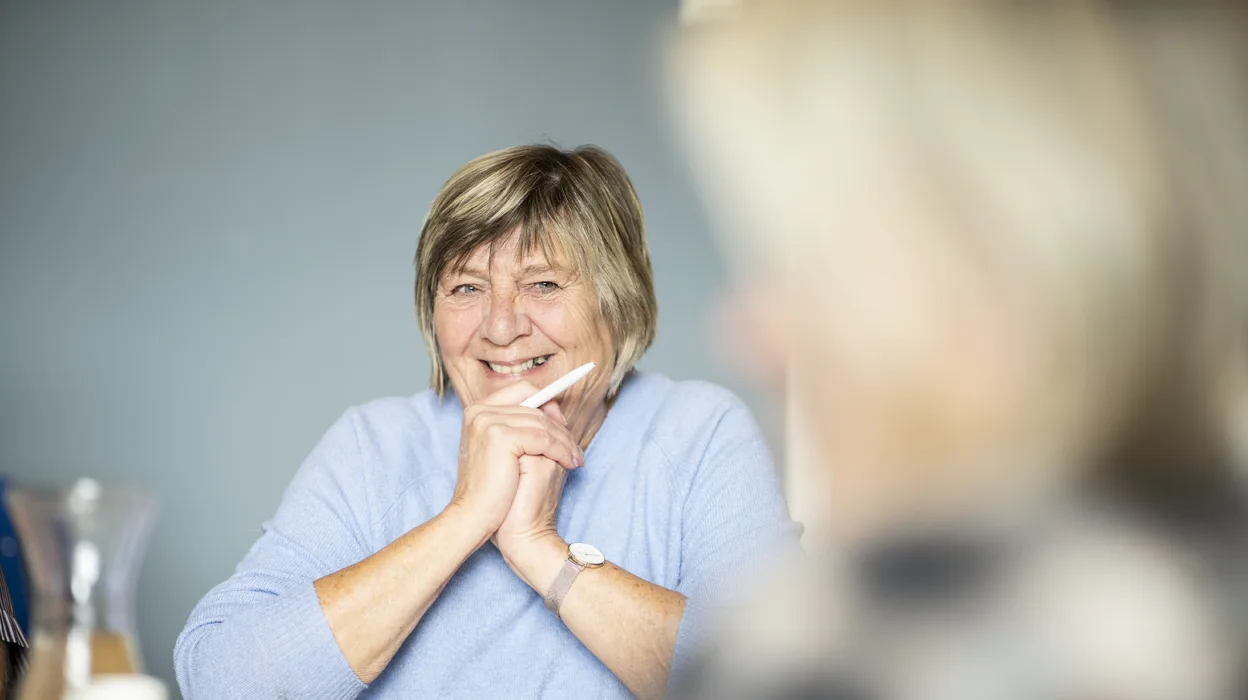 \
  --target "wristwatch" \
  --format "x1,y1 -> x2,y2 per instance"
543,542 -> 605,618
